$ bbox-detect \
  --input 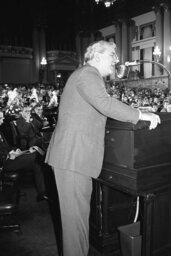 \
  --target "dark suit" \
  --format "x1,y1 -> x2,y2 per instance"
31,114 -> 43,134
45,64 -> 139,256
16,116 -> 43,150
